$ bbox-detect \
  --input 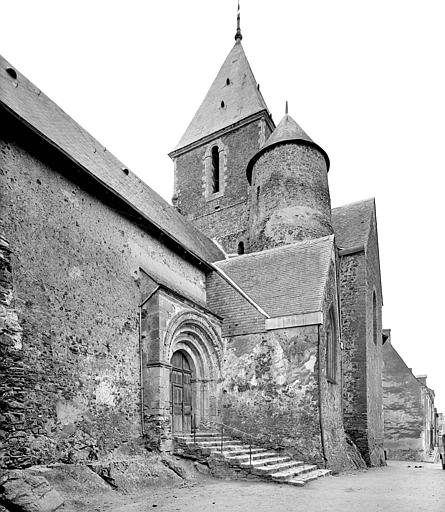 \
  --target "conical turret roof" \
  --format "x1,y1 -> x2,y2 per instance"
172,41 -> 270,152
246,113 -> 330,183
